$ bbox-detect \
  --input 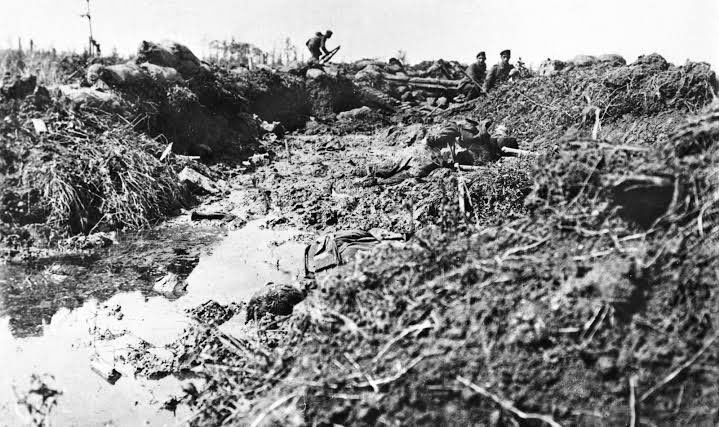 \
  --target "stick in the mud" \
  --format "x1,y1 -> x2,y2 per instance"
639,332 -> 719,402
248,392 -> 300,427
629,375 -> 639,427
501,146 -> 538,156
456,375 -> 562,427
